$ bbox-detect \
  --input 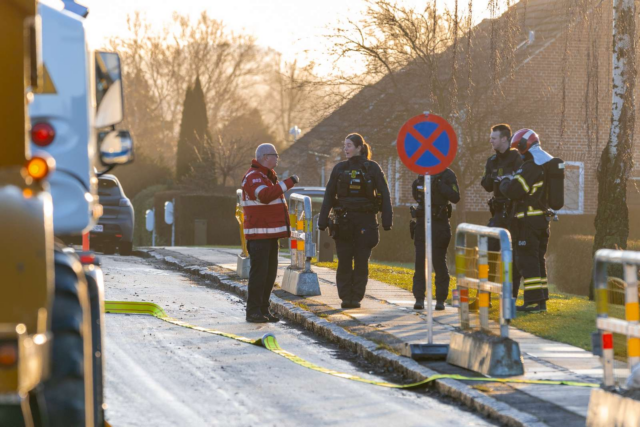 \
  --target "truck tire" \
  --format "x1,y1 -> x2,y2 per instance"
85,266 -> 106,427
119,241 -> 132,256
43,250 -> 89,427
